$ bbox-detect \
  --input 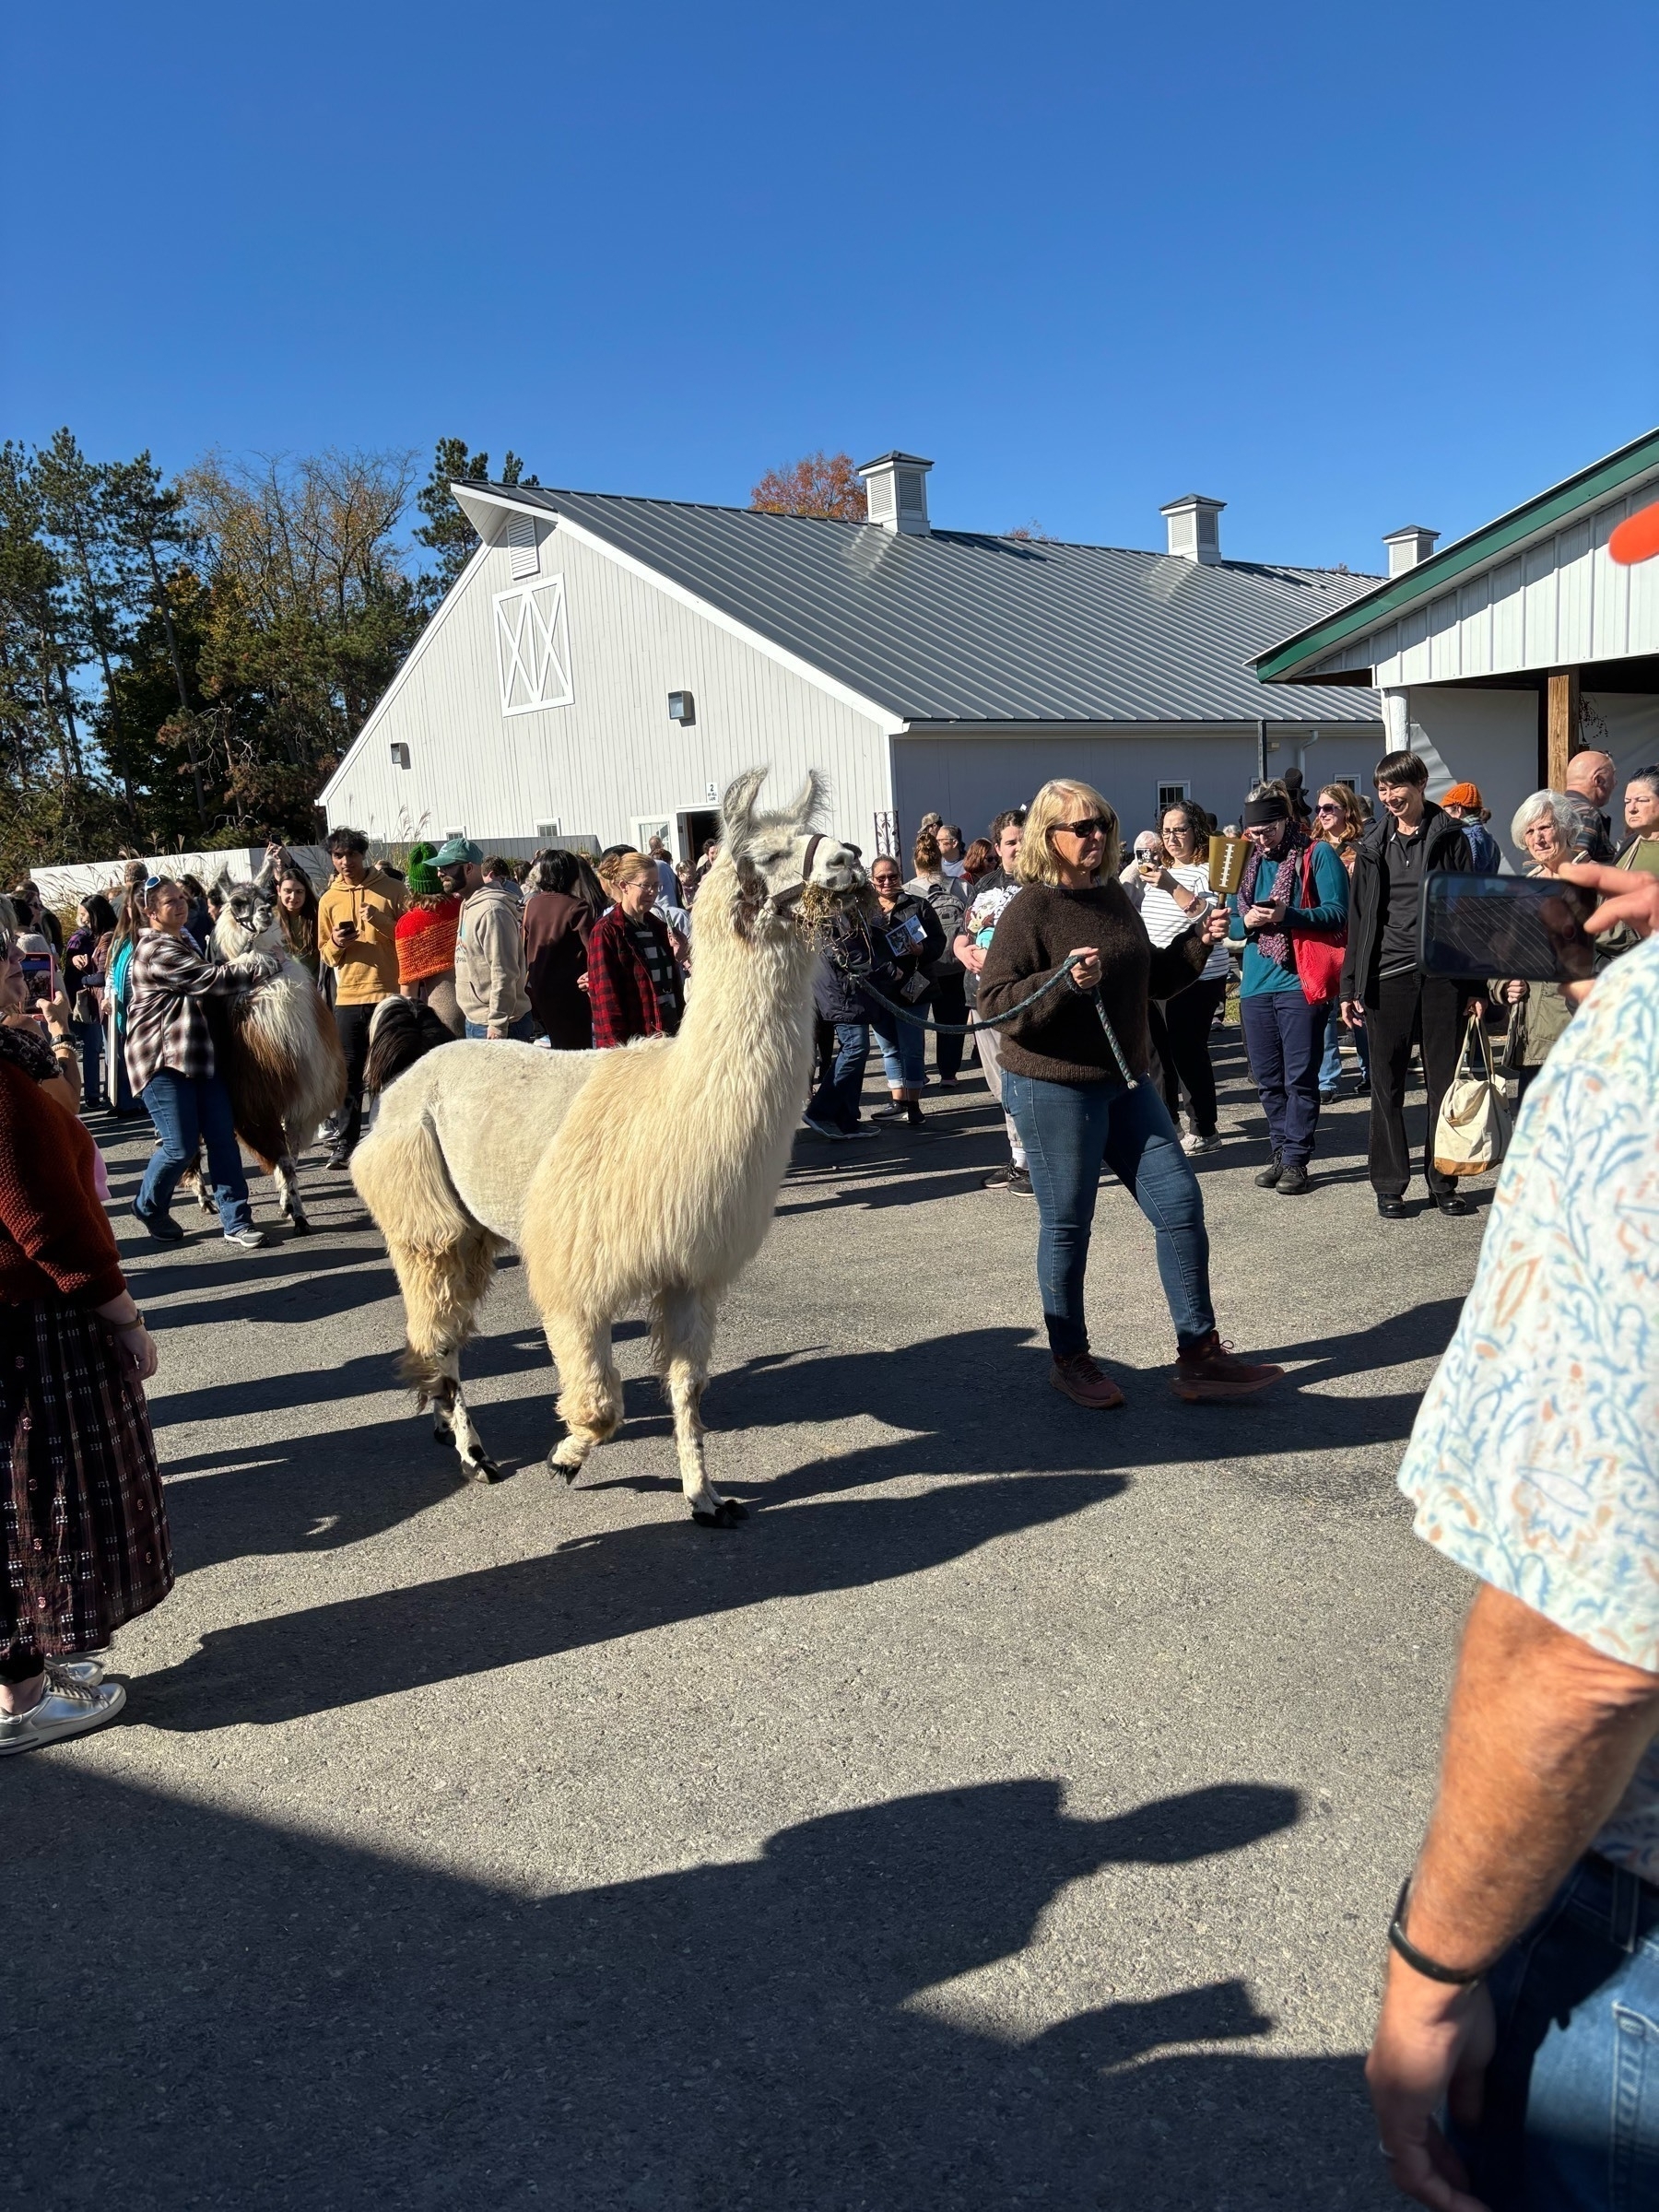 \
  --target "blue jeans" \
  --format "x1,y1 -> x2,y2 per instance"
1240,990 -> 1325,1169
1318,998 -> 1371,1091
138,1068 -> 254,1235
807,1021 -> 869,1130
865,993 -> 927,1092
1001,1069 -> 1216,1356
72,1017 -> 103,1106
1454,1853 -> 1659,2210
465,1012 -> 536,1041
